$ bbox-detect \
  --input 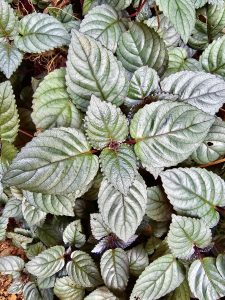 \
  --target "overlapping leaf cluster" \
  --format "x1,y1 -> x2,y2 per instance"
1,0 -> 225,299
